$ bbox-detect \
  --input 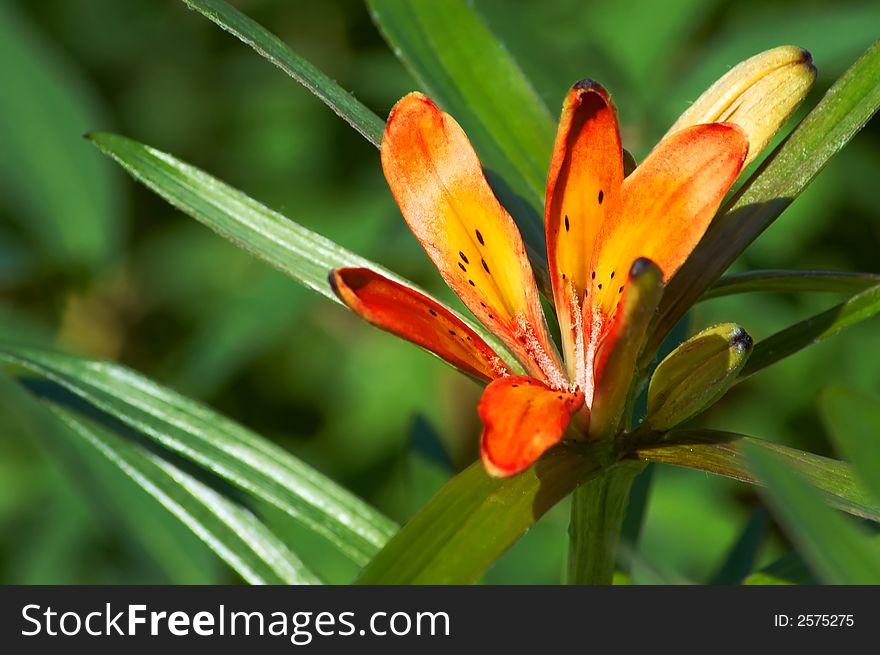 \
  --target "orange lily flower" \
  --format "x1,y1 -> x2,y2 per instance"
331,80 -> 748,477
